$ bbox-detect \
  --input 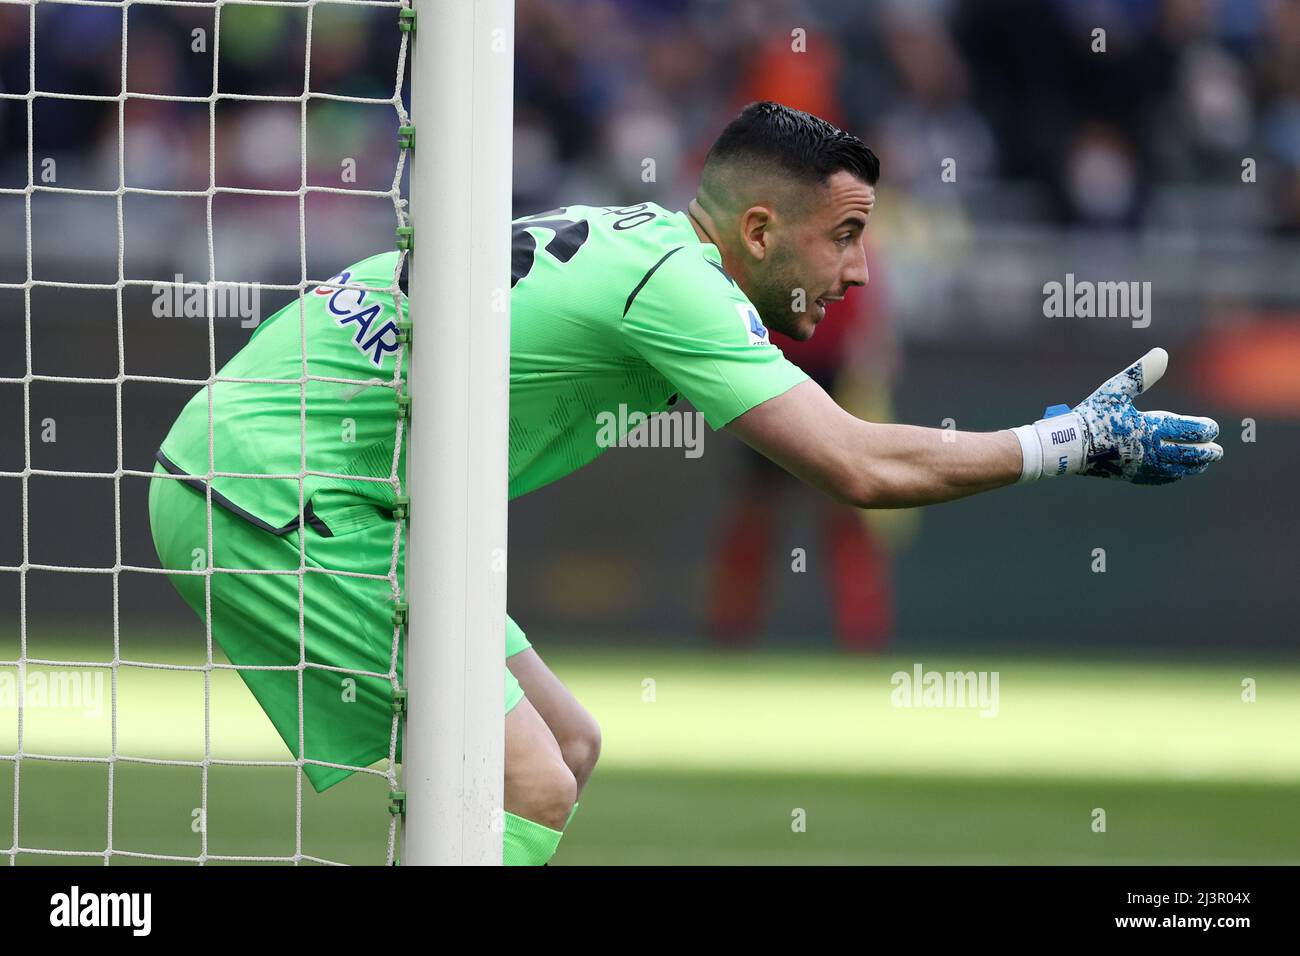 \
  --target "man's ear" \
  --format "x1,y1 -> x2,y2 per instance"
738,206 -> 772,261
